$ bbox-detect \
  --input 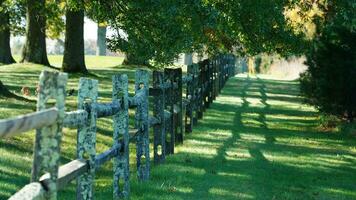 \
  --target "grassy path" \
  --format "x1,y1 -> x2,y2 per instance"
134,74 -> 356,200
